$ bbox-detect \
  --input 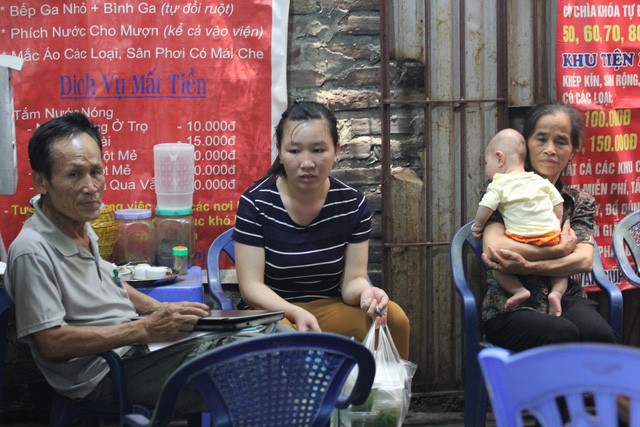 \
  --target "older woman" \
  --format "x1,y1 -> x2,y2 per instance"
481,102 -> 619,351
